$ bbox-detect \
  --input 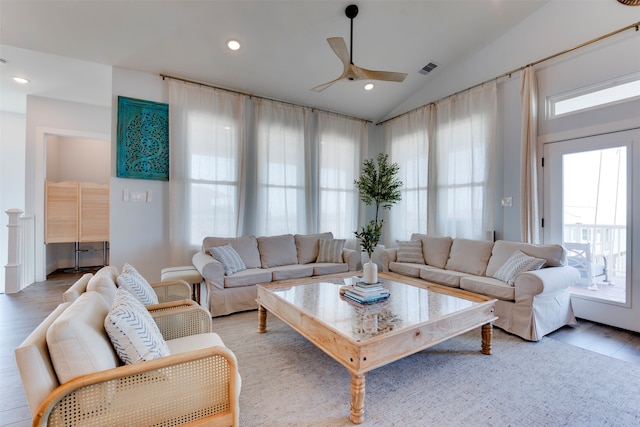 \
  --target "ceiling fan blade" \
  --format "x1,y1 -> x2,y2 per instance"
354,65 -> 408,82
310,75 -> 344,92
327,37 -> 350,69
